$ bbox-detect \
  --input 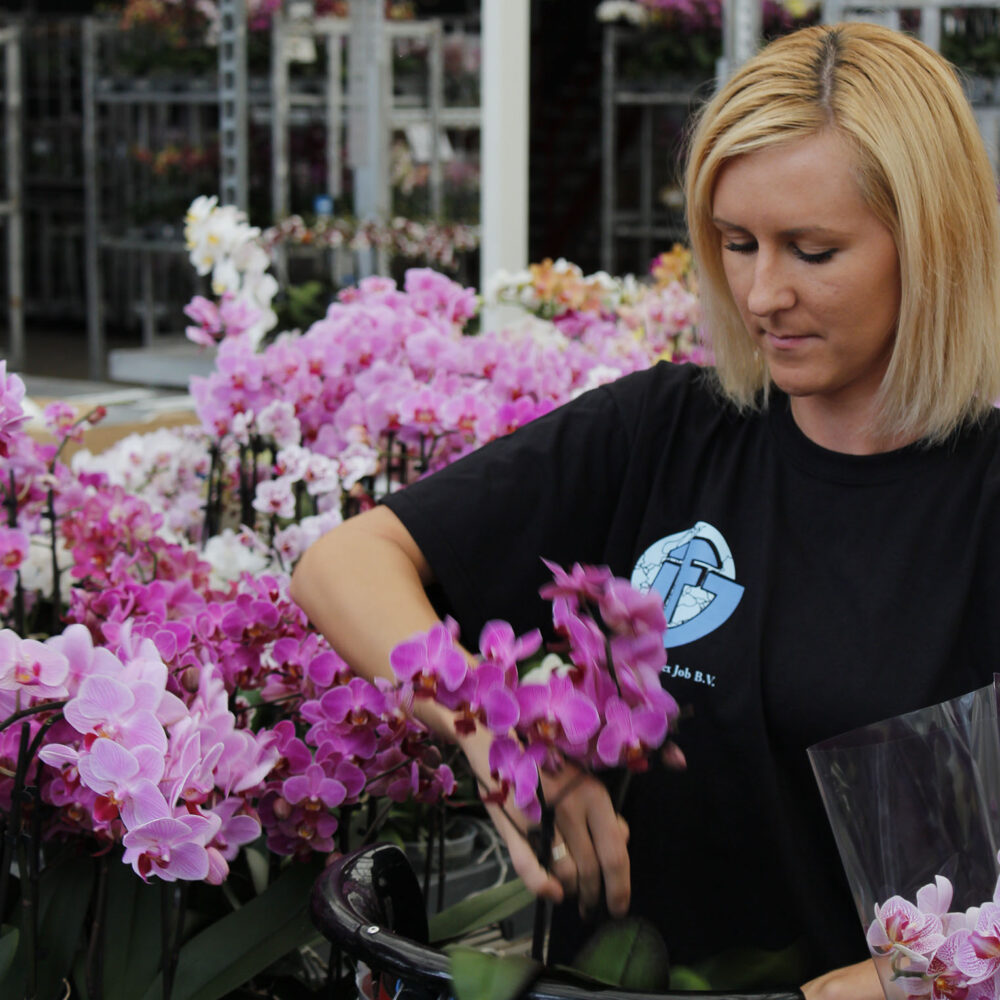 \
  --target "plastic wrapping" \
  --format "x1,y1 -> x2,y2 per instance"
808,678 -> 1000,998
